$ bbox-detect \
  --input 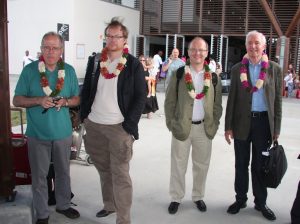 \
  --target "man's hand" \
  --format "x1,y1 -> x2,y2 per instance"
41,96 -> 56,109
225,130 -> 234,145
273,134 -> 279,141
